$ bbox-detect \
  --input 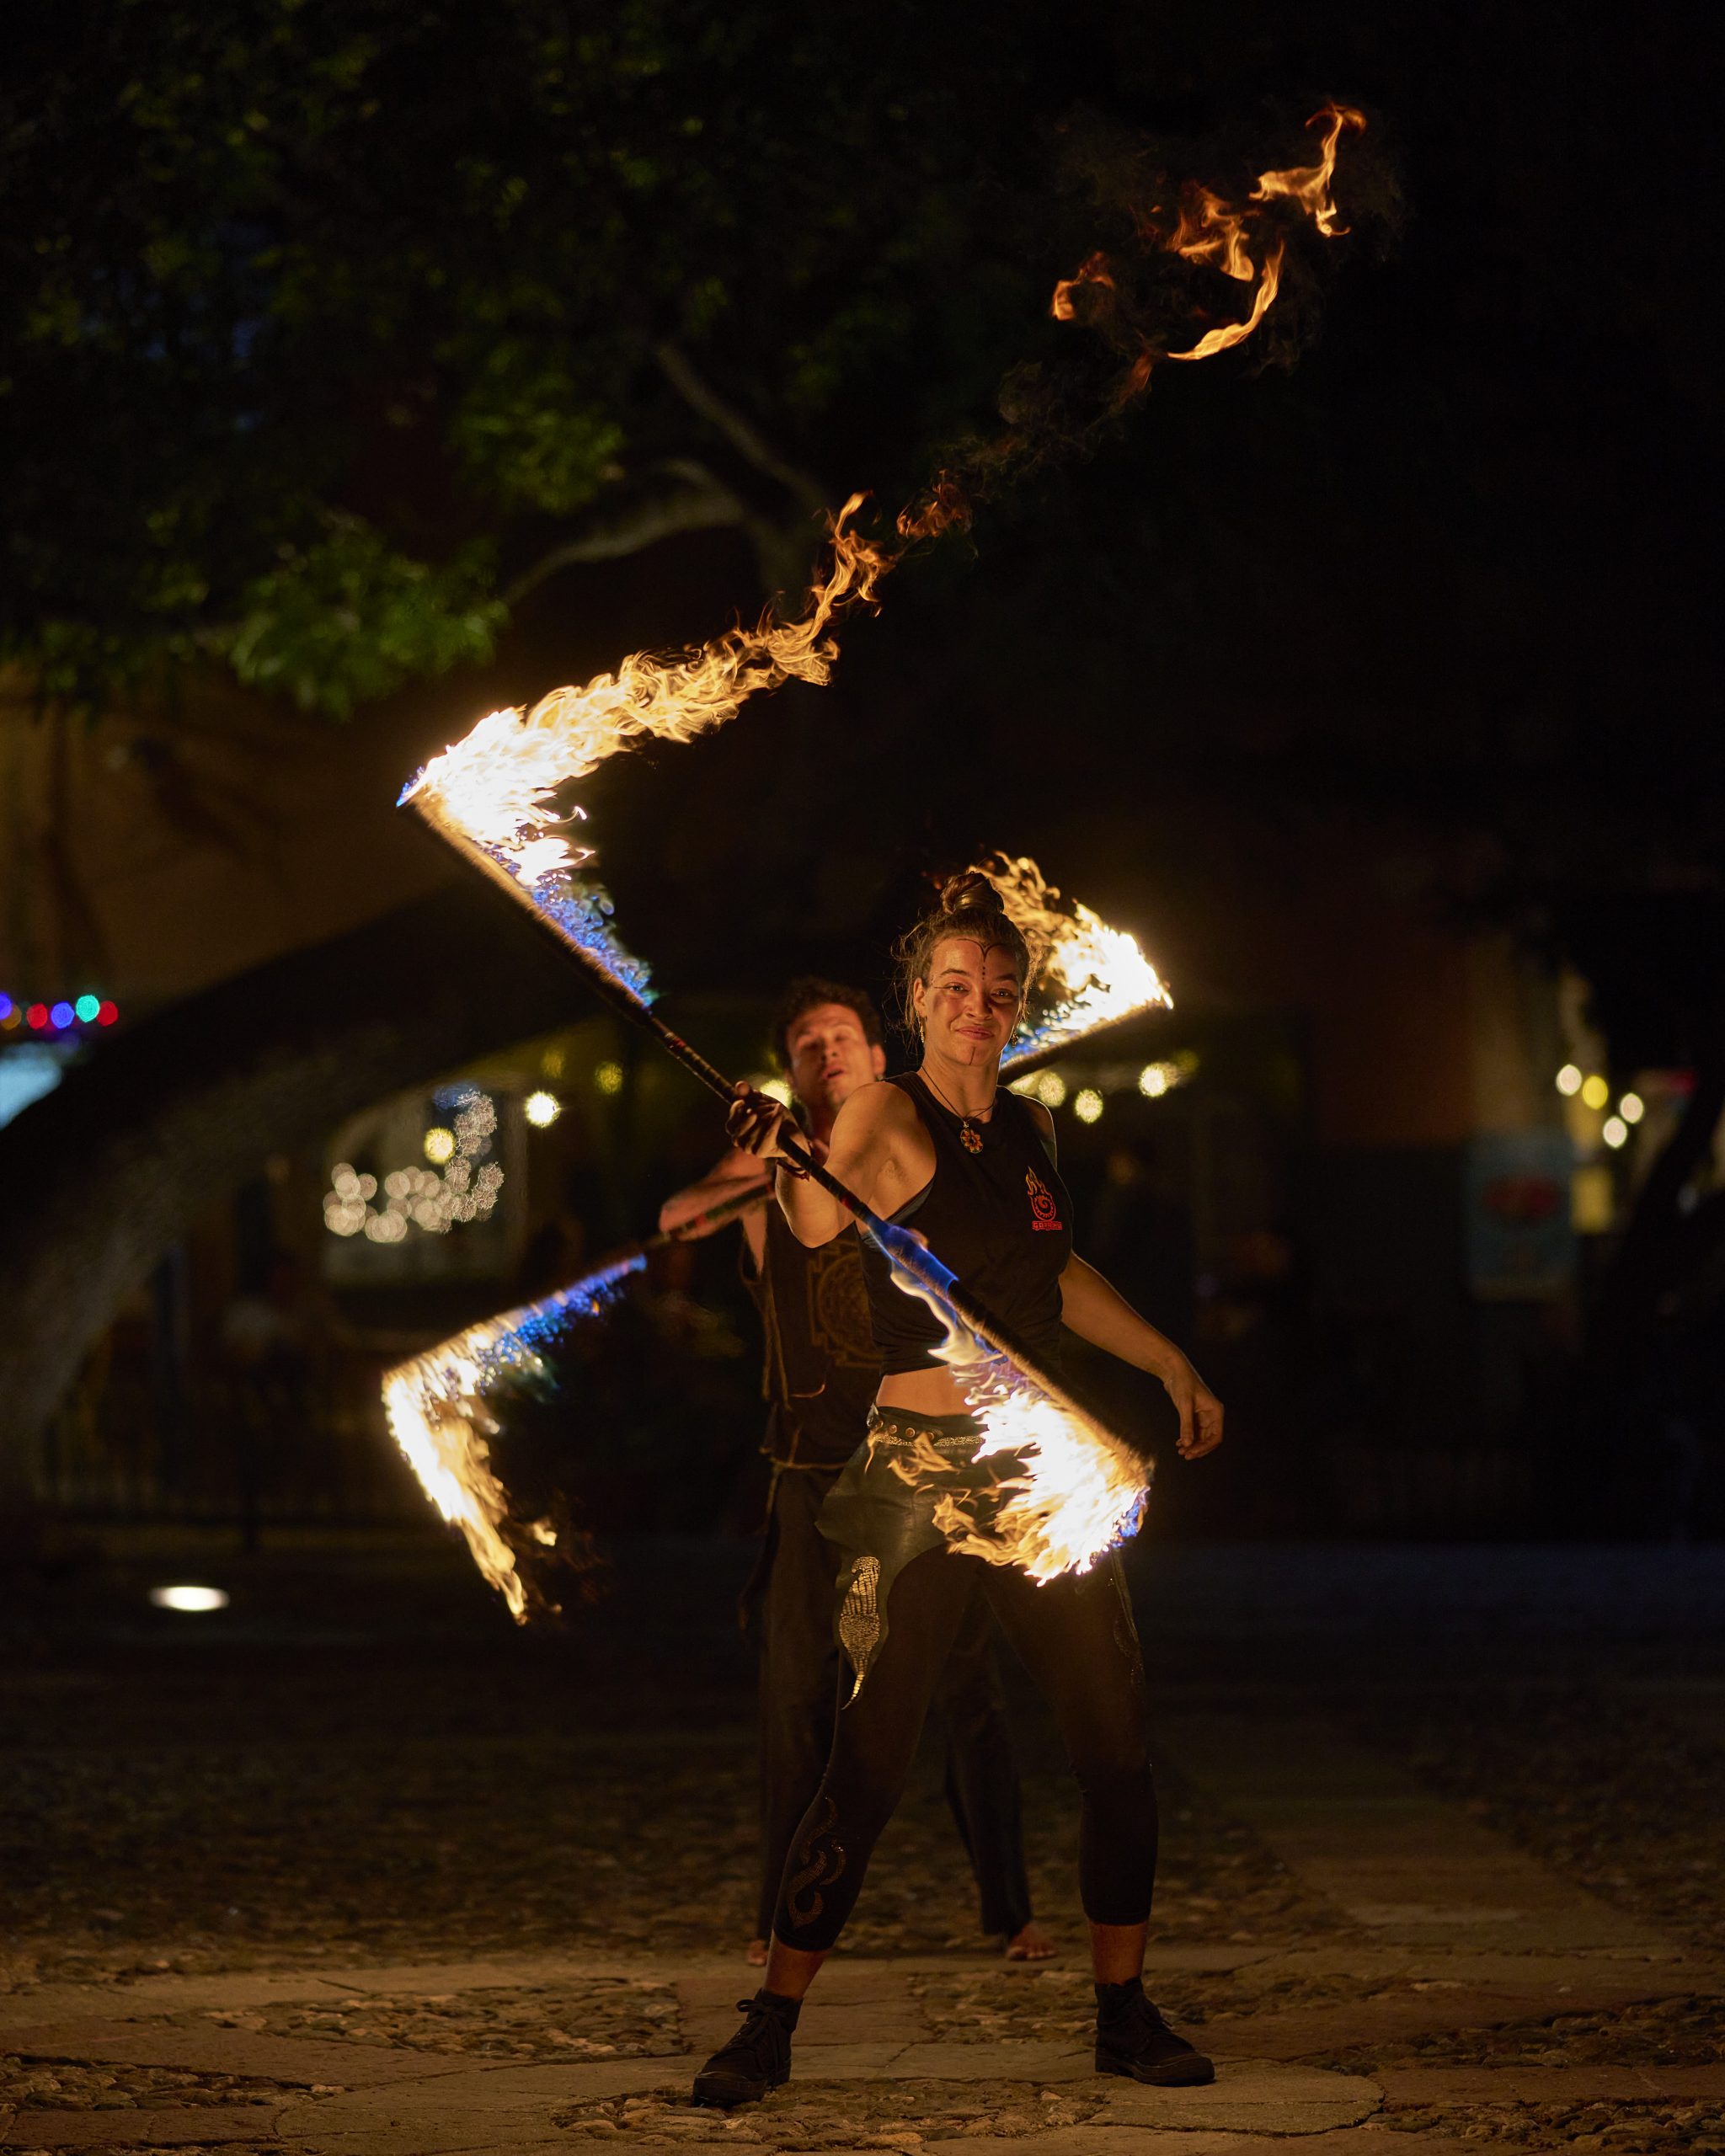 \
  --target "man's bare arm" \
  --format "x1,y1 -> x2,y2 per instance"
658,1148 -> 766,1237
